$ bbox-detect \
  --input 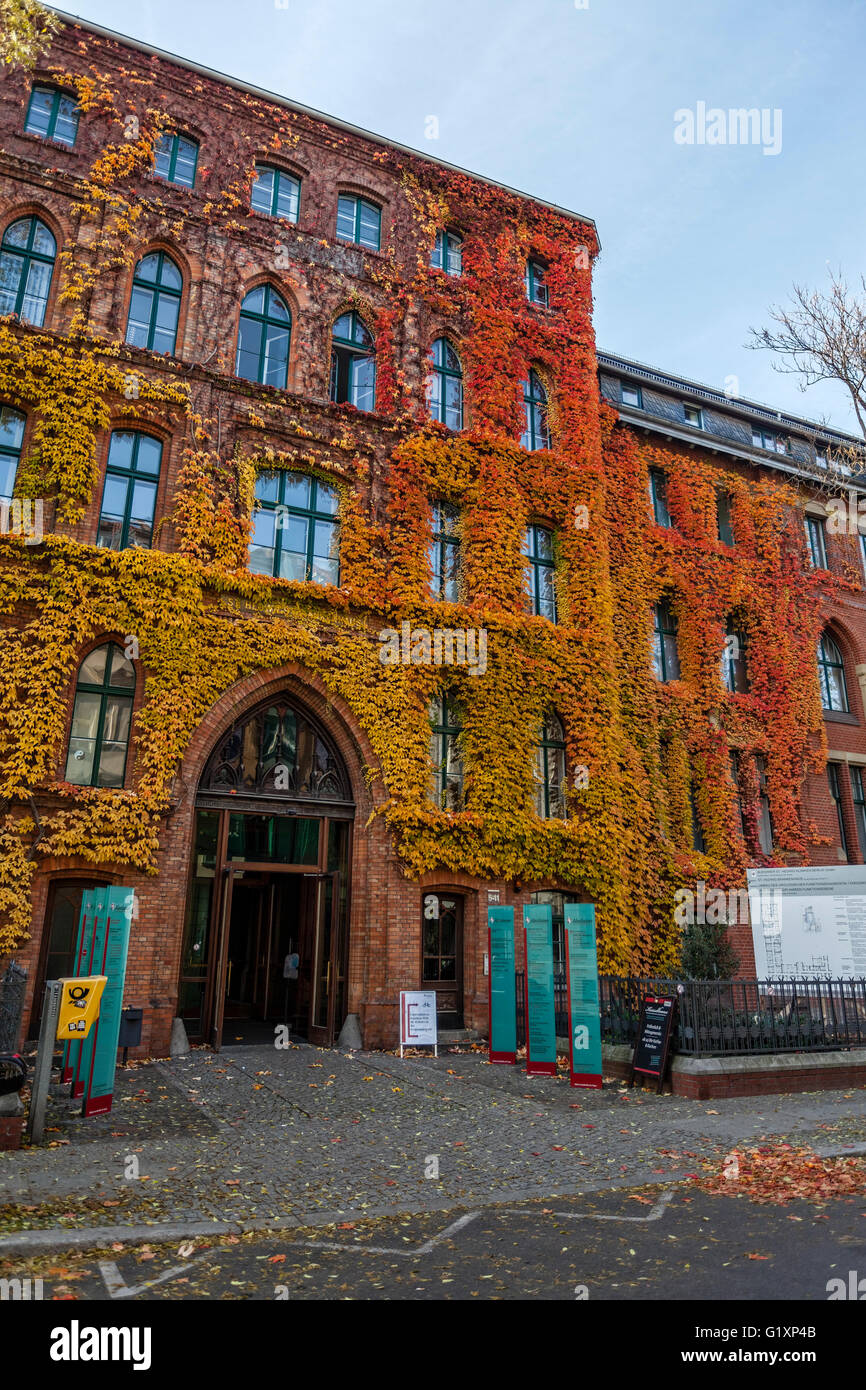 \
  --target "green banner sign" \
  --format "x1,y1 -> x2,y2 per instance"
523,903 -> 556,1076
63,887 -> 108,1095
565,902 -> 603,1089
488,906 -> 517,1064
82,887 -> 134,1116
